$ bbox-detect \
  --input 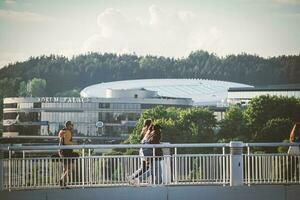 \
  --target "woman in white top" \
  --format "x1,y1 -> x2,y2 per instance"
128,119 -> 152,183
